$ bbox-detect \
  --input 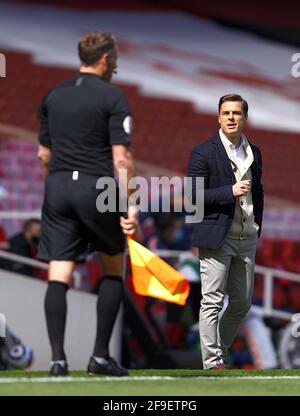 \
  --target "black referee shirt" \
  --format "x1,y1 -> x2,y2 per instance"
38,73 -> 132,177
